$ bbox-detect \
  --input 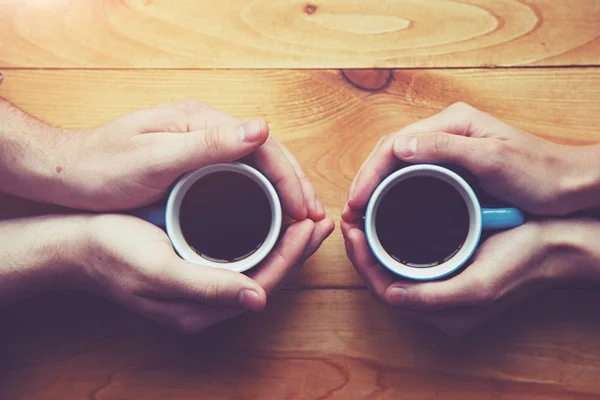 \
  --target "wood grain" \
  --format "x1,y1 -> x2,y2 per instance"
1,289 -> 600,399
1,0 -> 599,68
1,68 -> 600,287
